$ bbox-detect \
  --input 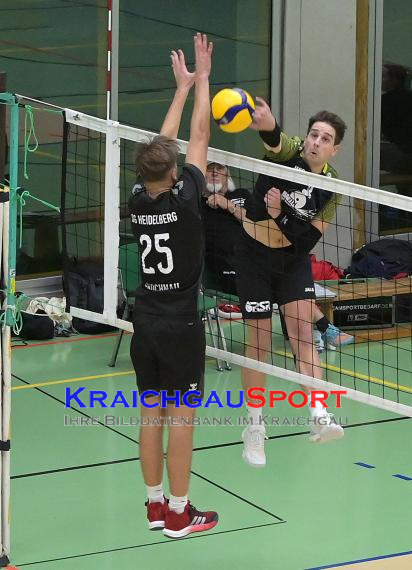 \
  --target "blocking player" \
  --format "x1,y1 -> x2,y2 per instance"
129,34 -> 218,538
